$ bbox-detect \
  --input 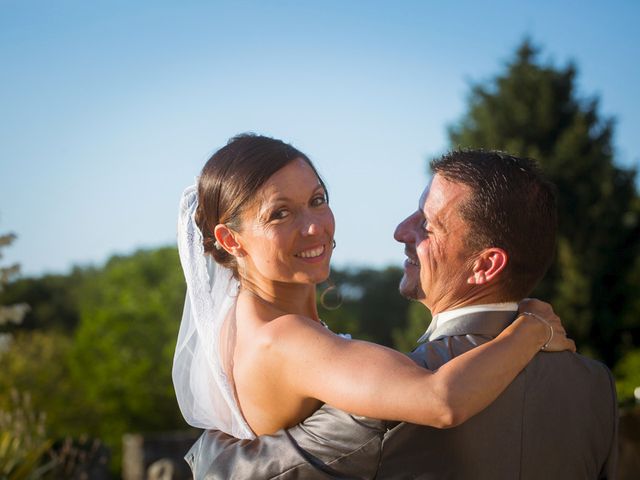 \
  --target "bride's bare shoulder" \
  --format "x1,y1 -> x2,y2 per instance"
254,314 -> 337,354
